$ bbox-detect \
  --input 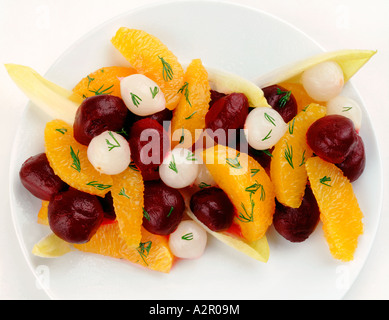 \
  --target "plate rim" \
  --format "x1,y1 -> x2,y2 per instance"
8,0 -> 383,300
